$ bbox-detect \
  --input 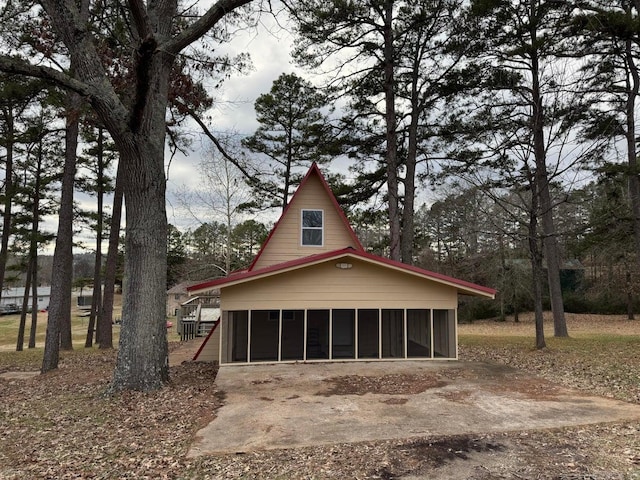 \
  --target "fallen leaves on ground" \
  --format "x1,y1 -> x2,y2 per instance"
0,316 -> 639,479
